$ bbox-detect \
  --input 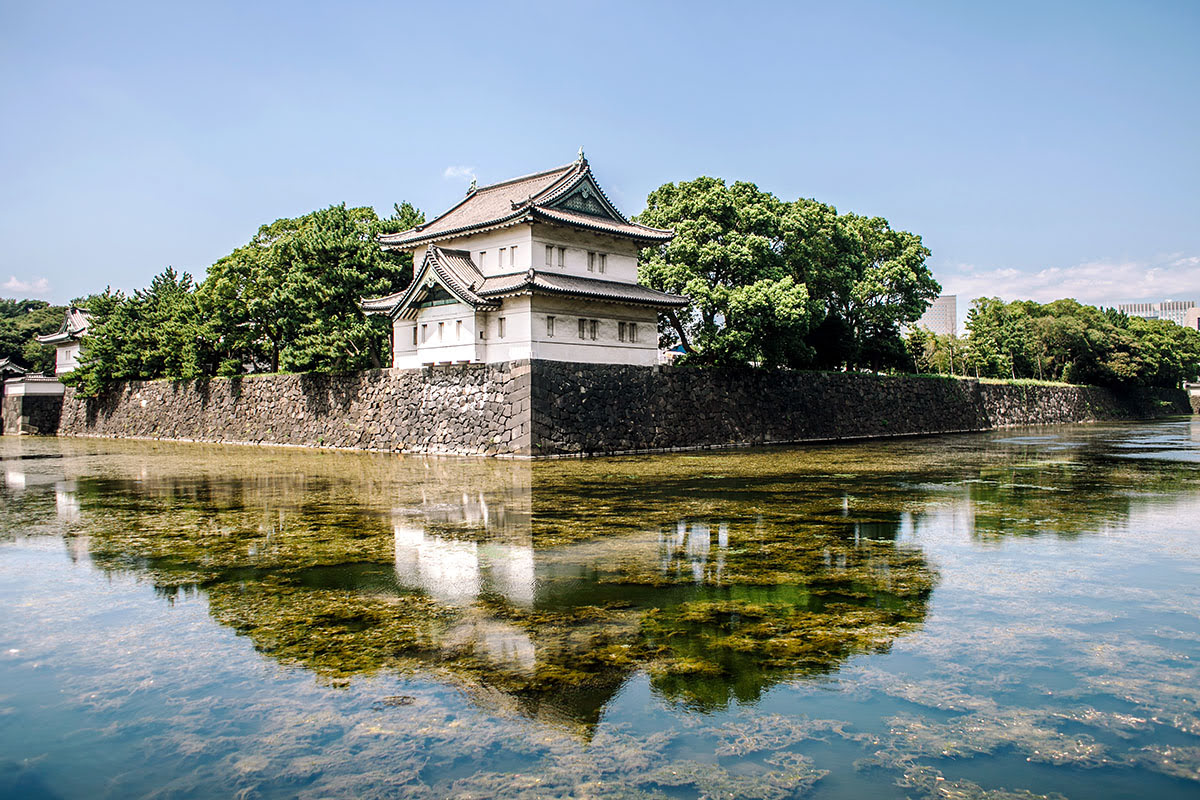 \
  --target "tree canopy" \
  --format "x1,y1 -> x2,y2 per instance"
906,297 -> 1200,389
0,298 -> 72,373
66,202 -> 422,394
636,177 -> 939,370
